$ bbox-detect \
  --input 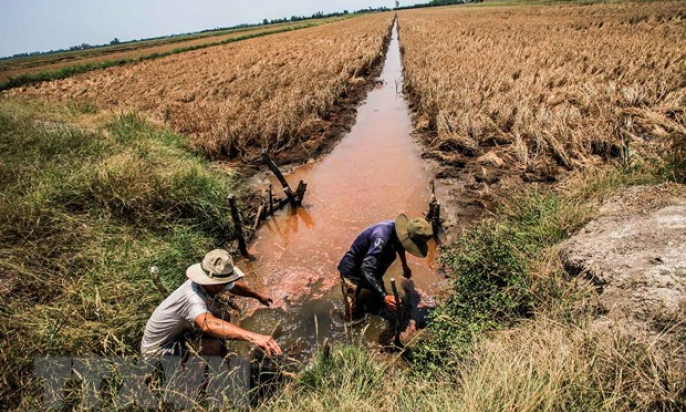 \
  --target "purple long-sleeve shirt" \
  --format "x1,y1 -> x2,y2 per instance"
337,220 -> 400,298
